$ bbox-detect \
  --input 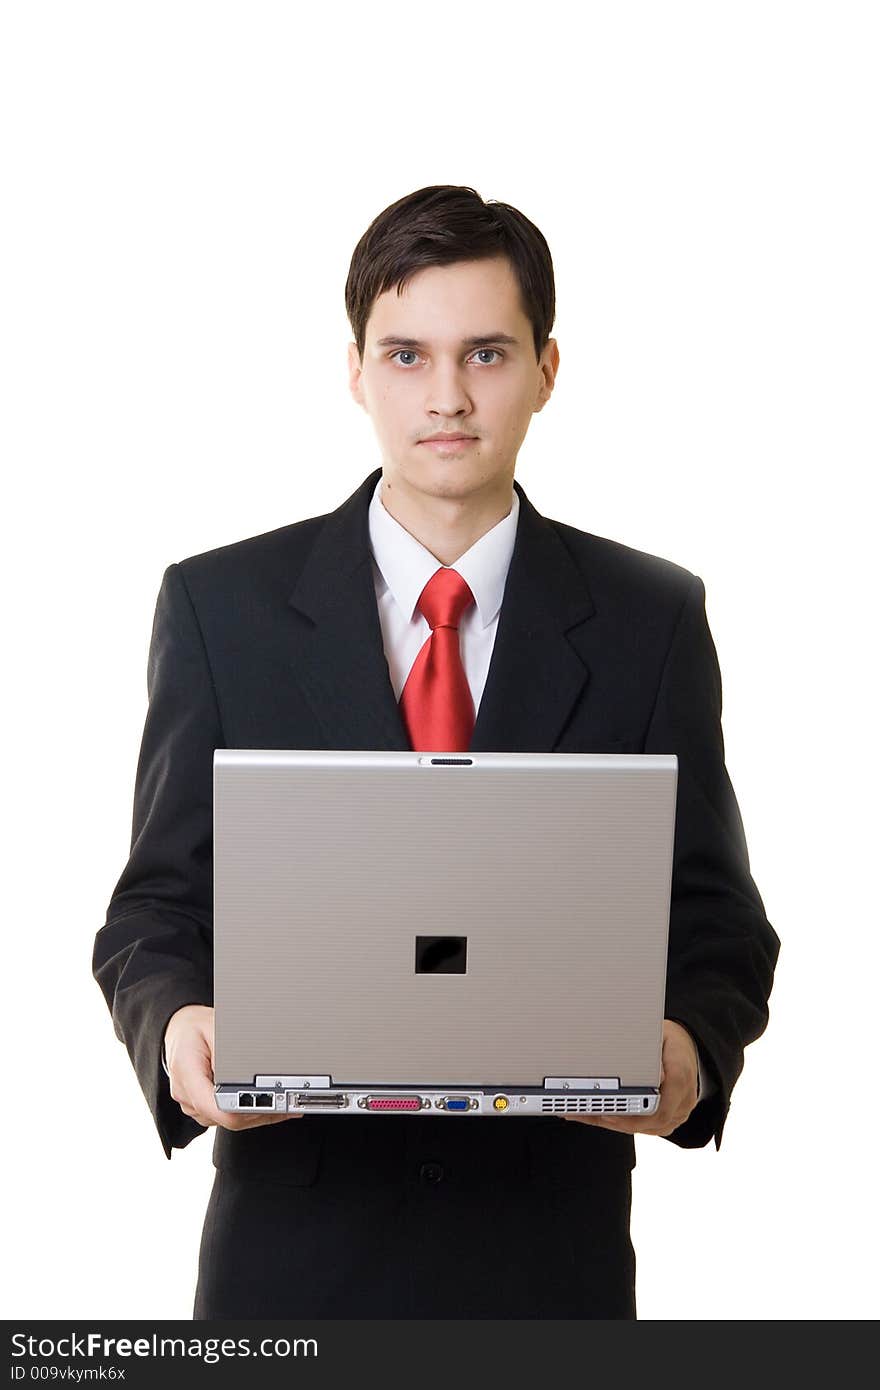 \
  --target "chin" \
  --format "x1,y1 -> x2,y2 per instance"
417,473 -> 486,502
406,452 -> 497,494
